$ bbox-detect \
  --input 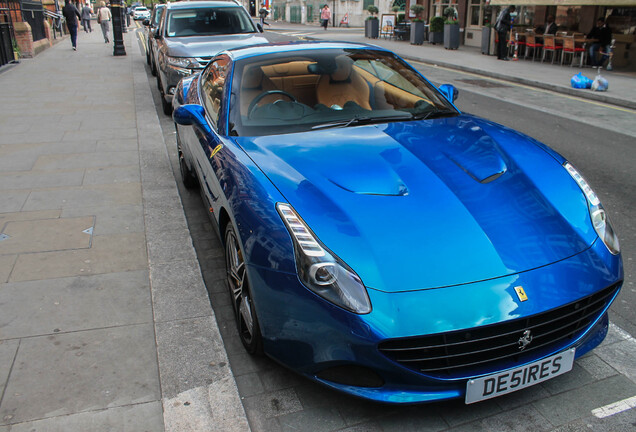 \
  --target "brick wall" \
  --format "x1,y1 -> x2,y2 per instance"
14,21 -> 34,58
